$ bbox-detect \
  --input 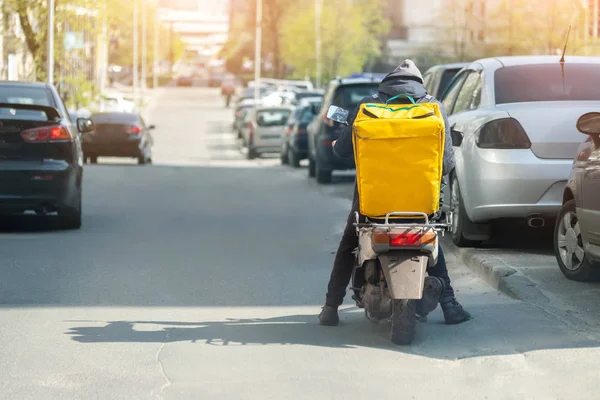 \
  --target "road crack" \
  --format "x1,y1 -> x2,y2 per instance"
153,331 -> 172,399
